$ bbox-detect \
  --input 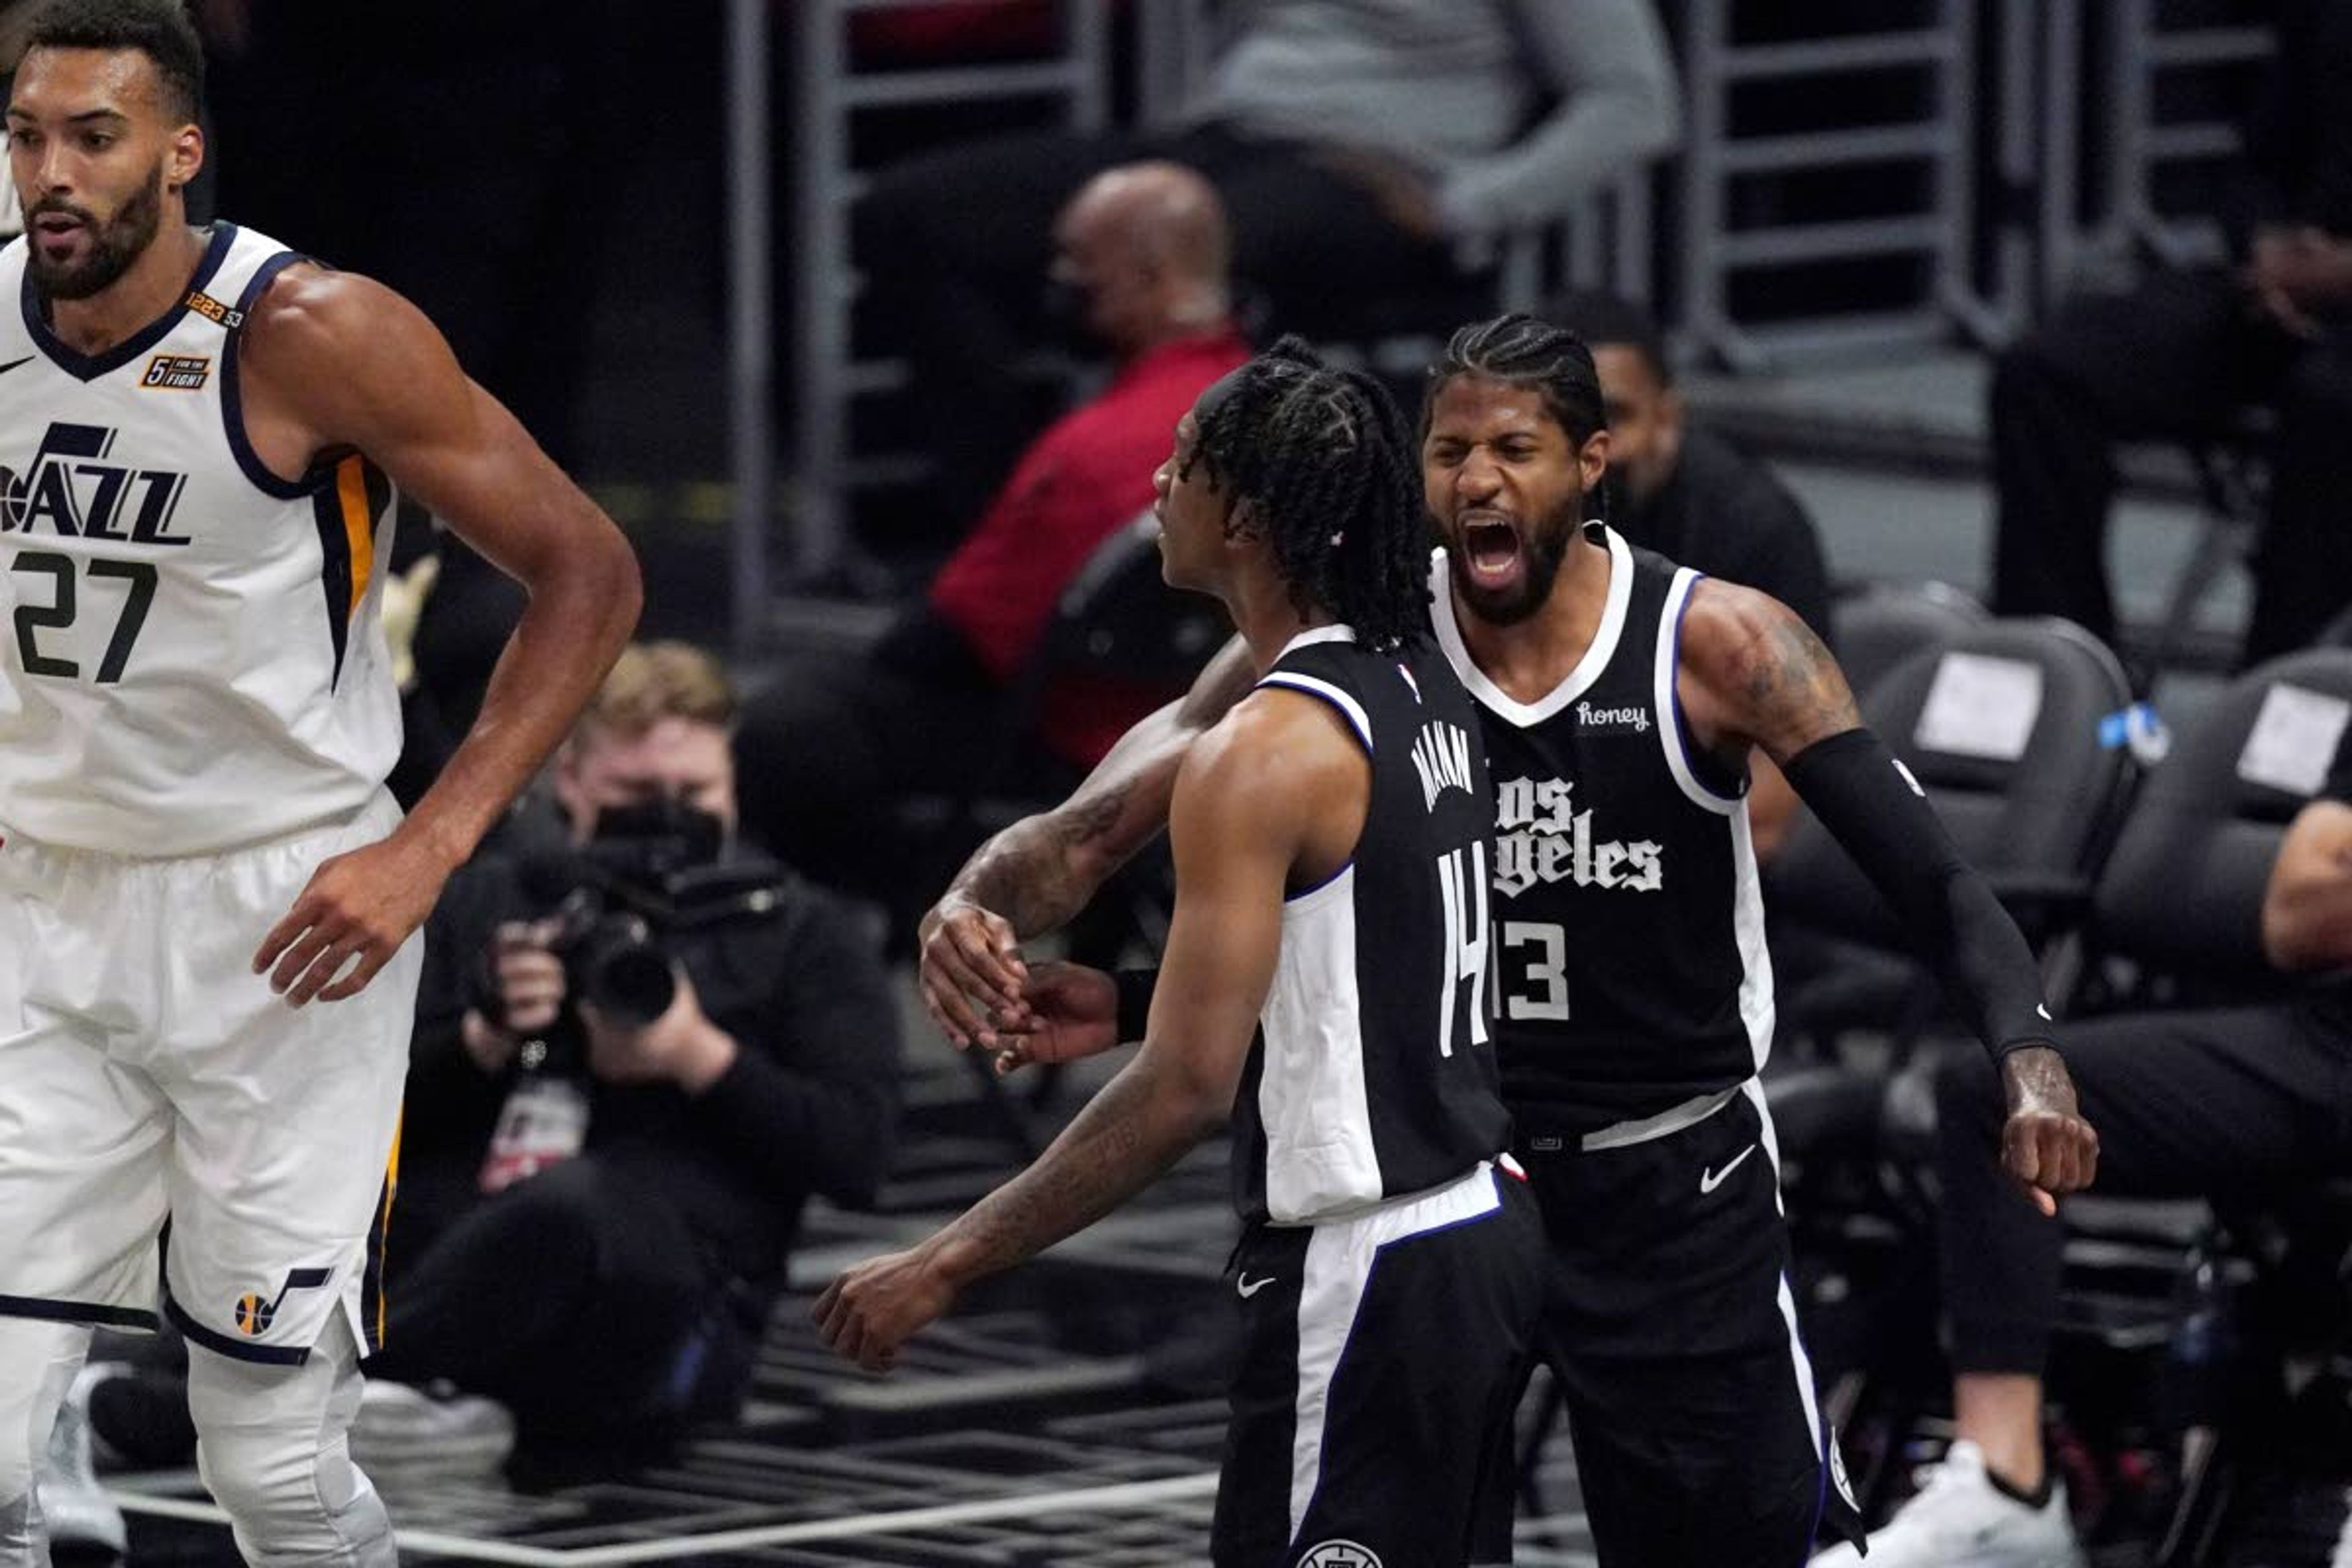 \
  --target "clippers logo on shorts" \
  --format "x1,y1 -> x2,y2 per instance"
139,353 -> 211,391
1298,1544 -> 1381,1568
181,287 -> 245,329
1494,775 -> 1664,897
1574,698 -> 1651,734
0,422 -> 193,545
233,1266 -> 333,1336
